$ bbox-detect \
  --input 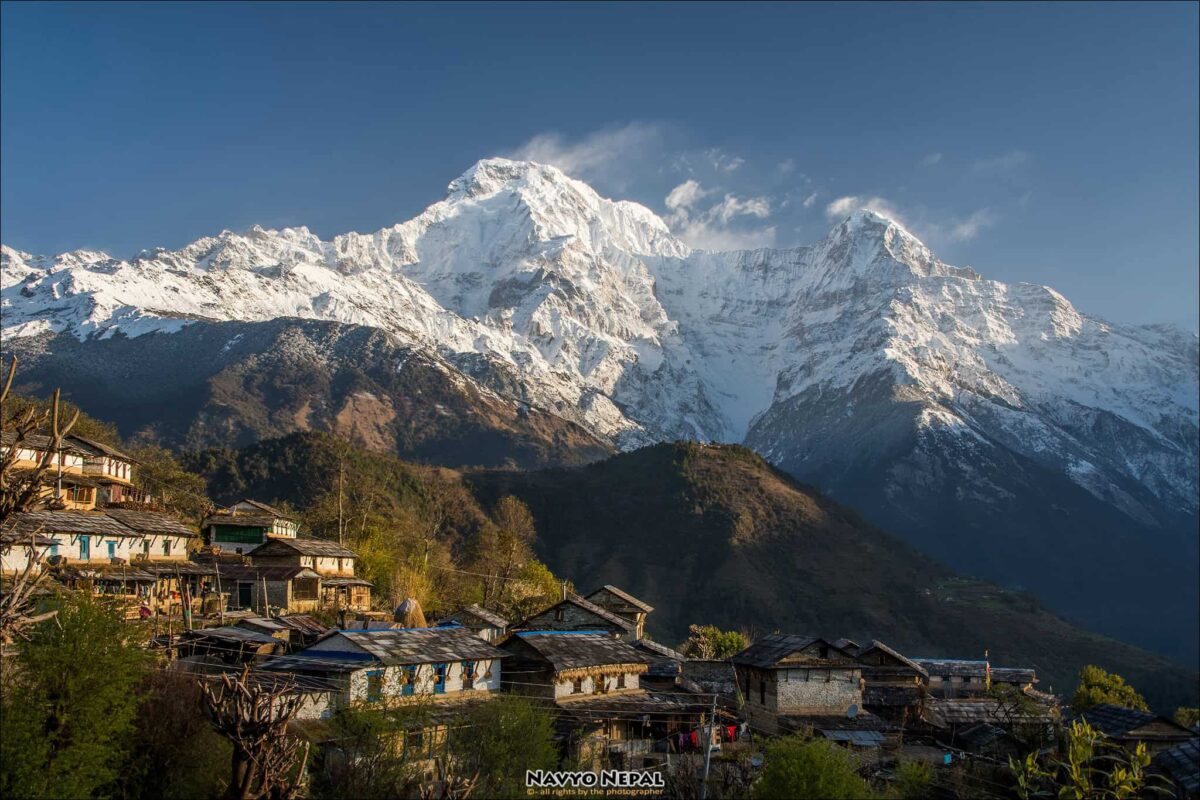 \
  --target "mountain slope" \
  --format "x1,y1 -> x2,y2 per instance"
2,157 -> 1195,659
2,319 -> 611,469
466,442 -> 1199,712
